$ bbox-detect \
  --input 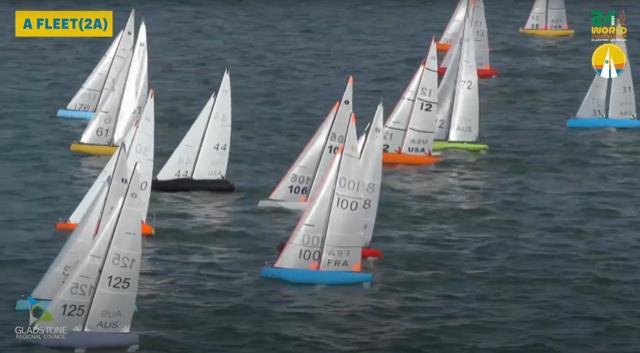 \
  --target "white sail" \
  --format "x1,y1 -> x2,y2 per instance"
473,0 -> 491,70
448,8 -> 480,143
79,11 -> 135,146
308,77 -> 353,197
84,165 -> 145,333
602,49 -> 617,79
436,36 -> 462,140
546,0 -> 568,30
608,42 -> 635,119
358,104 -> 383,247
113,22 -> 149,145
156,93 -> 215,181
192,70 -> 232,180
68,157 -> 114,224
320,115 -> 362,271
267,102 -> 339,202
31,182 -> 109,301
67,93 -> 153,223
32,146 -> 129,306
401,40 -> 438,155
383,63 -> 423,152
576,75 -> 608,118
35,198 -> 124,329
66,31 -> 123,112
126,91 -> 155,218
523,0 -> 547,30
440,0 -> 468,46
274,147 -> 341,269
